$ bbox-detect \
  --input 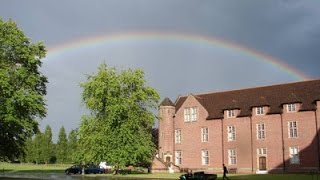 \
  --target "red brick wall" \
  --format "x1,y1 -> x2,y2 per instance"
282,109 -> 319,172
251,112 -> 284,173
224,116 -> 252,173
174,95 -> 223,171
157,98 -> 320,173
158,105 -> 175,162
